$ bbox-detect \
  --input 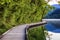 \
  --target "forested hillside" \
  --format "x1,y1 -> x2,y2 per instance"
0,0 -> 53,40
44,8 -> 60,19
